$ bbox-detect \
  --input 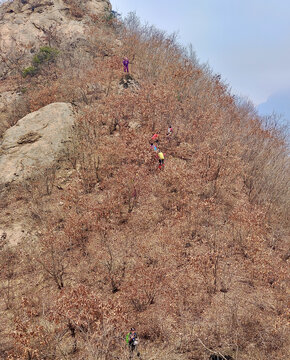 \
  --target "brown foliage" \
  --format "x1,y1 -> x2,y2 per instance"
1,10 -> 289,360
